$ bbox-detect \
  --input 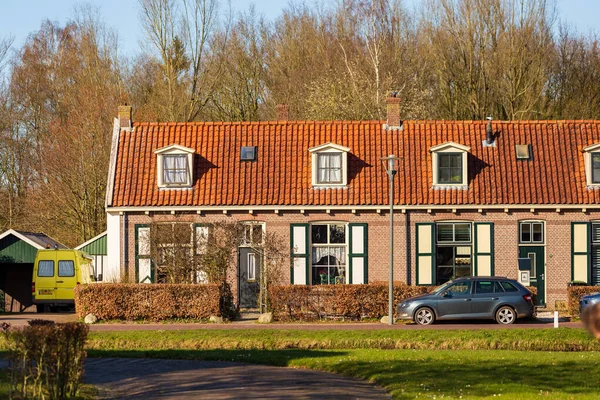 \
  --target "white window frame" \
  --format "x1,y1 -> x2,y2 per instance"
310,222 -> 348,285
434,221 -> 473,284
308,143 -> 350,187
583,144 -> 600,187
430,142 -> 470,188
154,144 -> 195,188
241,222 -> 265,247
519,221 -> 545,244
154,223 -> 195,279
